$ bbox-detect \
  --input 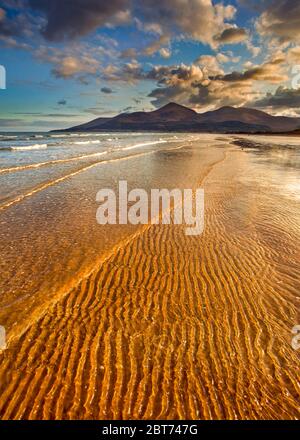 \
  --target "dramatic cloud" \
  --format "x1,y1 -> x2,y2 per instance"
0,0 -> 250,56
28,0 -> 130,40
253,86 -> 300,108
32,39 -> 119,82
145,63 -> 205,107
211,56 -> 288,84
2,0 -> 299,118
14,0 -> 242,47
96,50 -> 290,110
135,0 -> 238,48
189,80 -> 257,109
144,63 -> 249,109
0,5 -> 31,37
35,46 -> 100,79
196,54 -> 226,76
254,0 -> 300,43
144,52 -> 292,110
214,27 -> 247,44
